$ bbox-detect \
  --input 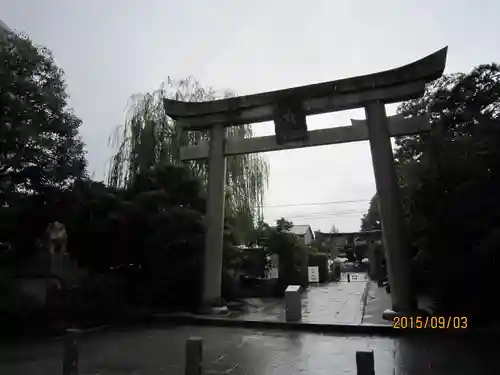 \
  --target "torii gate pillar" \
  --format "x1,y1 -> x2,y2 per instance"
202,124 -> 226,306
365,101 -> 415,312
